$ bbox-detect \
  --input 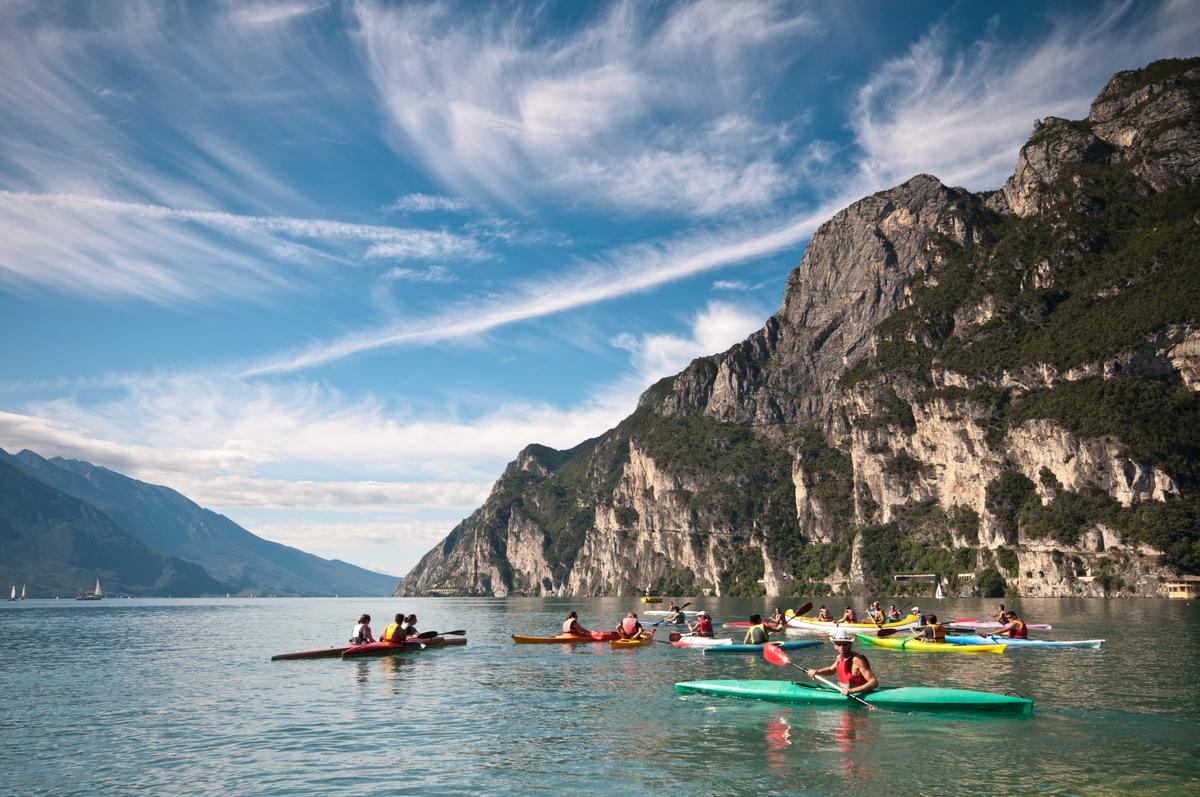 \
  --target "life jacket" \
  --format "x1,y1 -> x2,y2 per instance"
1007,619 -> 1028,639
886,610 -> 901,621
836,654 -> 867,687
693,617 -> 713,637
747,624 -> 768,644
621,617 -> 640,638
563,619 -> 582,634
927,622 -> 945,643
382,623 -> 406,644
817,609 -> 832,621
844,610 -> 858,623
